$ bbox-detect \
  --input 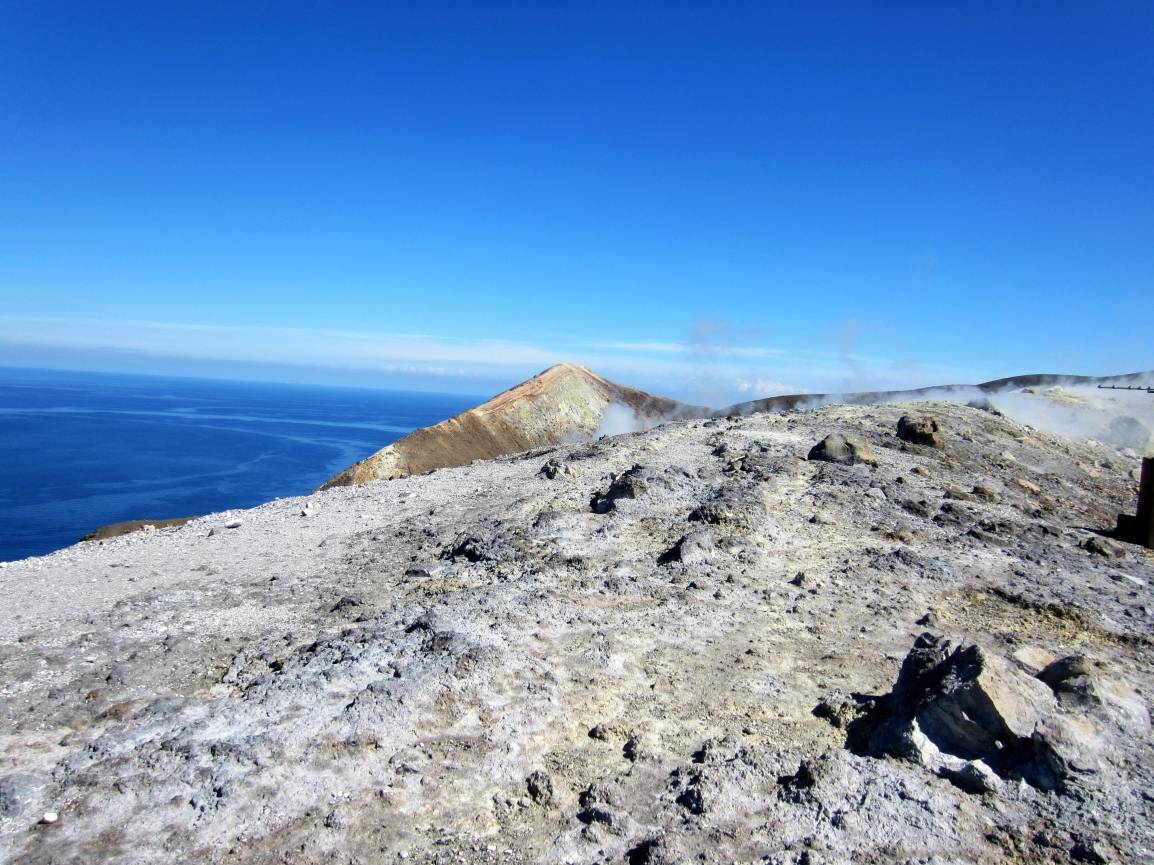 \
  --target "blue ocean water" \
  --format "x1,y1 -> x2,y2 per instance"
0,367 -> 478,562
